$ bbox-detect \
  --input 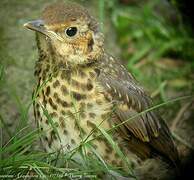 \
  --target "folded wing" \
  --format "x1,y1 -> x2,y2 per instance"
97,55 -> 179,166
